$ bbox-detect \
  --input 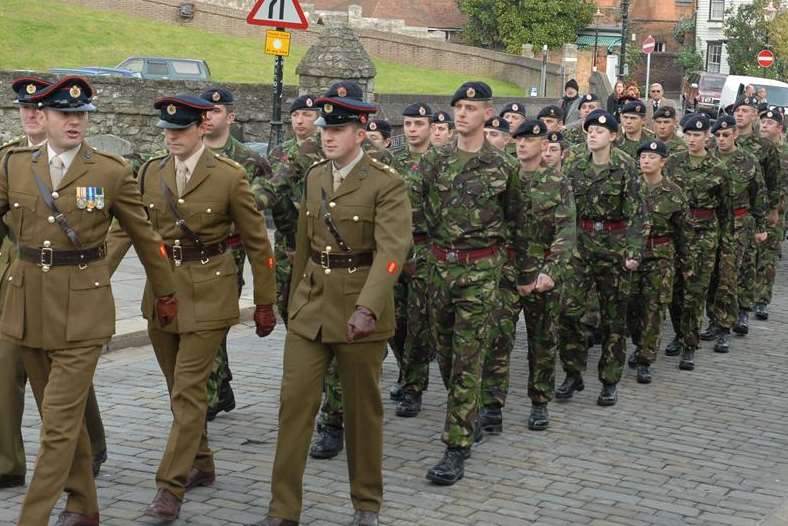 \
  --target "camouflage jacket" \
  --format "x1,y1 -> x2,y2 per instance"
394,148 -> 428,234
519,165 -> 576,284
616,128 -> 655,159
737,131 -> 782,210
254,134 -> 323,249
643,176 -> 690,260
717,147 -> 768,232
210,134 -> 271,185
562,124 -> 585,148
562,147 -> 647,260
419,140 -> 526,277
661,133 -> 688,156
664,151 -> 733,244
364,139 -> 403,173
